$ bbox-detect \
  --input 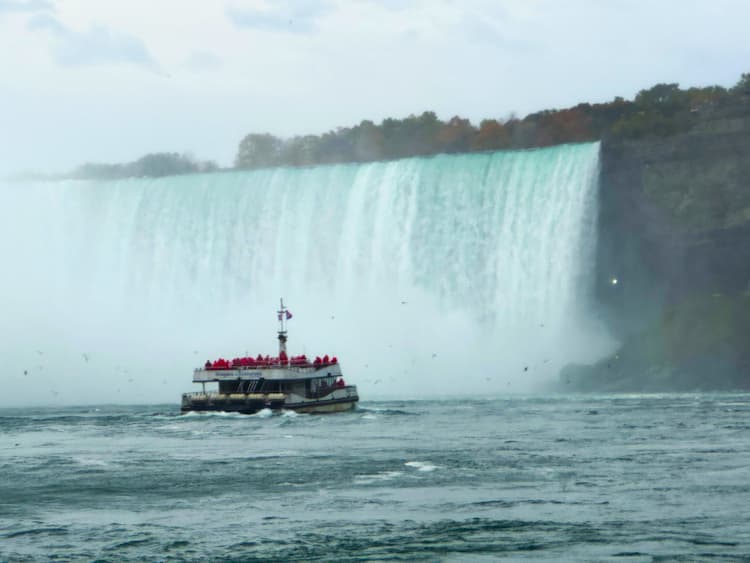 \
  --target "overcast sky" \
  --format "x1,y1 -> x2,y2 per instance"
1,0 -> 748,175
